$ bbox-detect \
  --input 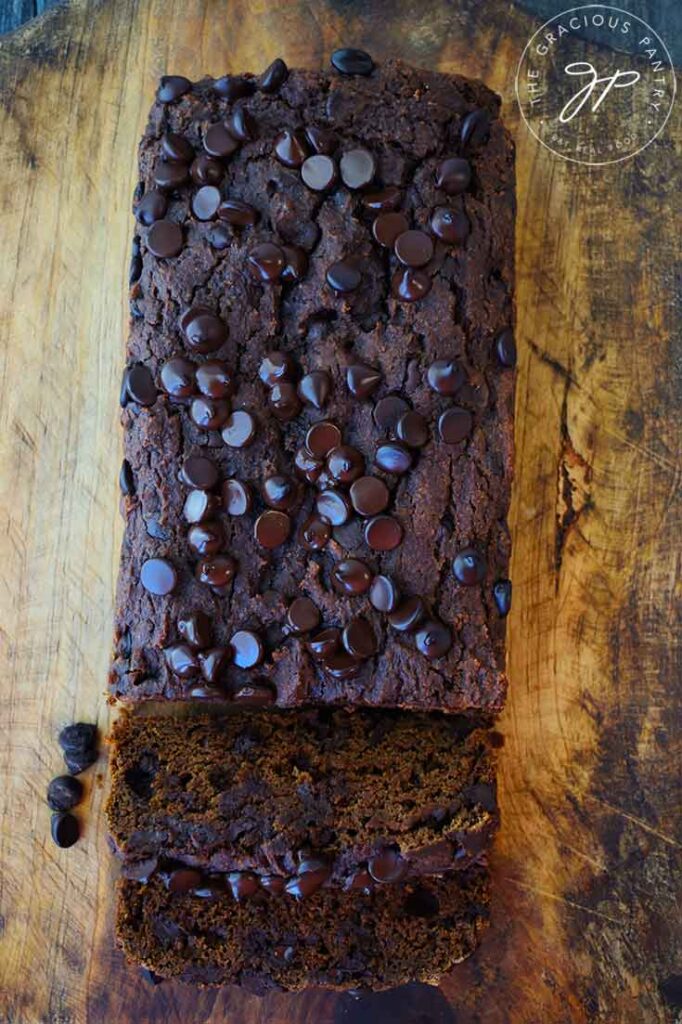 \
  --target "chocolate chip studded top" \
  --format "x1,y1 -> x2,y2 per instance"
112,56 -> 515,713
